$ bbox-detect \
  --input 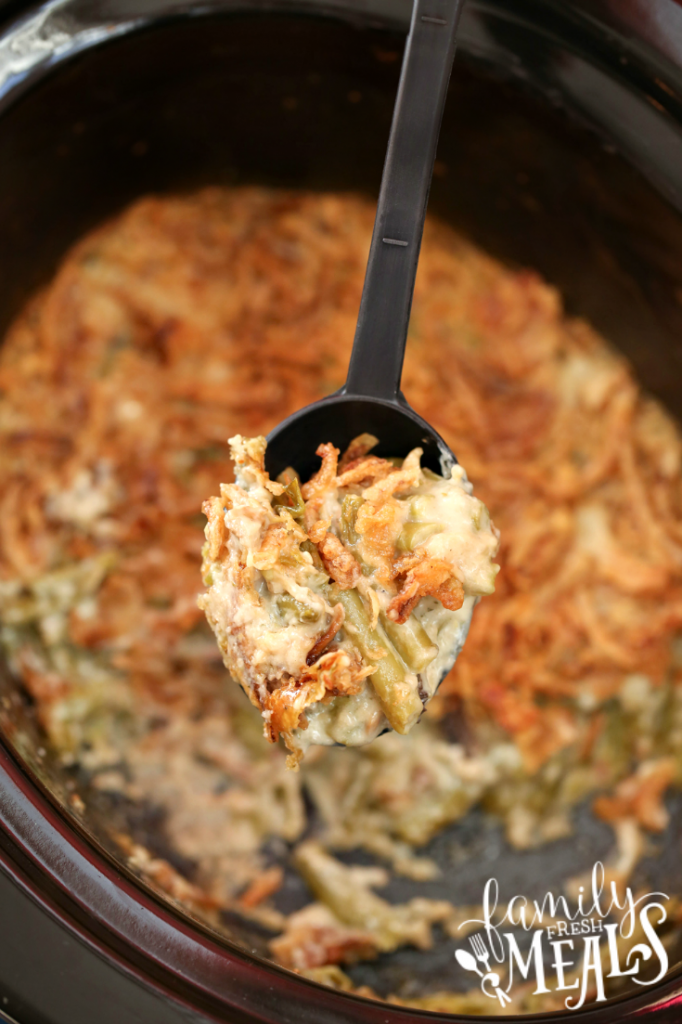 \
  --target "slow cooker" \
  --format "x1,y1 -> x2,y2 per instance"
2,0 -> 682,1021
